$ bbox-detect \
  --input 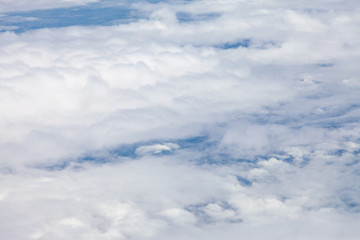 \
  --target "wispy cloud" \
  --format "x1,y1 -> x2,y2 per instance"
0,0 -> 100,13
